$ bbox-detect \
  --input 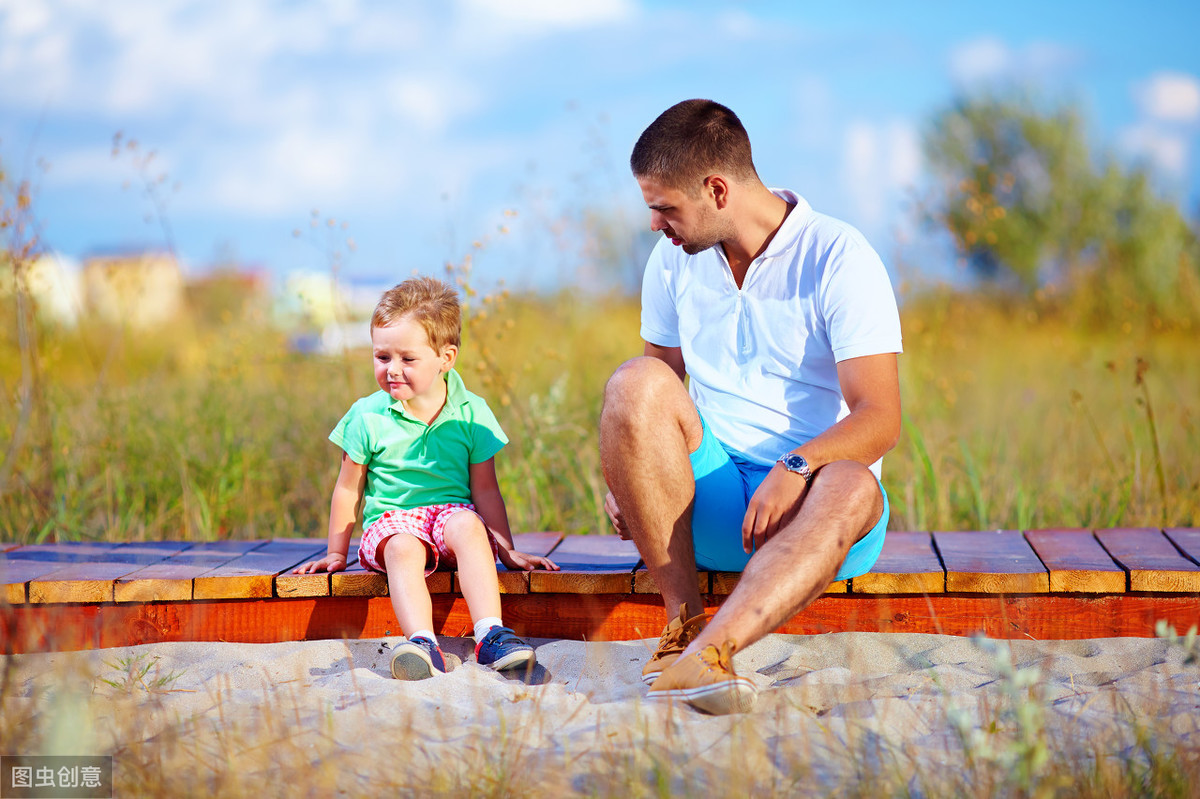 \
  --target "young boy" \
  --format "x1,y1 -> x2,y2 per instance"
294,276 -> 557,679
